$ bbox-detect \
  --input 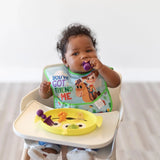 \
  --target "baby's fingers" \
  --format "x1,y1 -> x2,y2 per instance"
90,58 -> 103,70
40,81 -> 51,92
89,59 -> 98,67
42,81 -> 51,85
